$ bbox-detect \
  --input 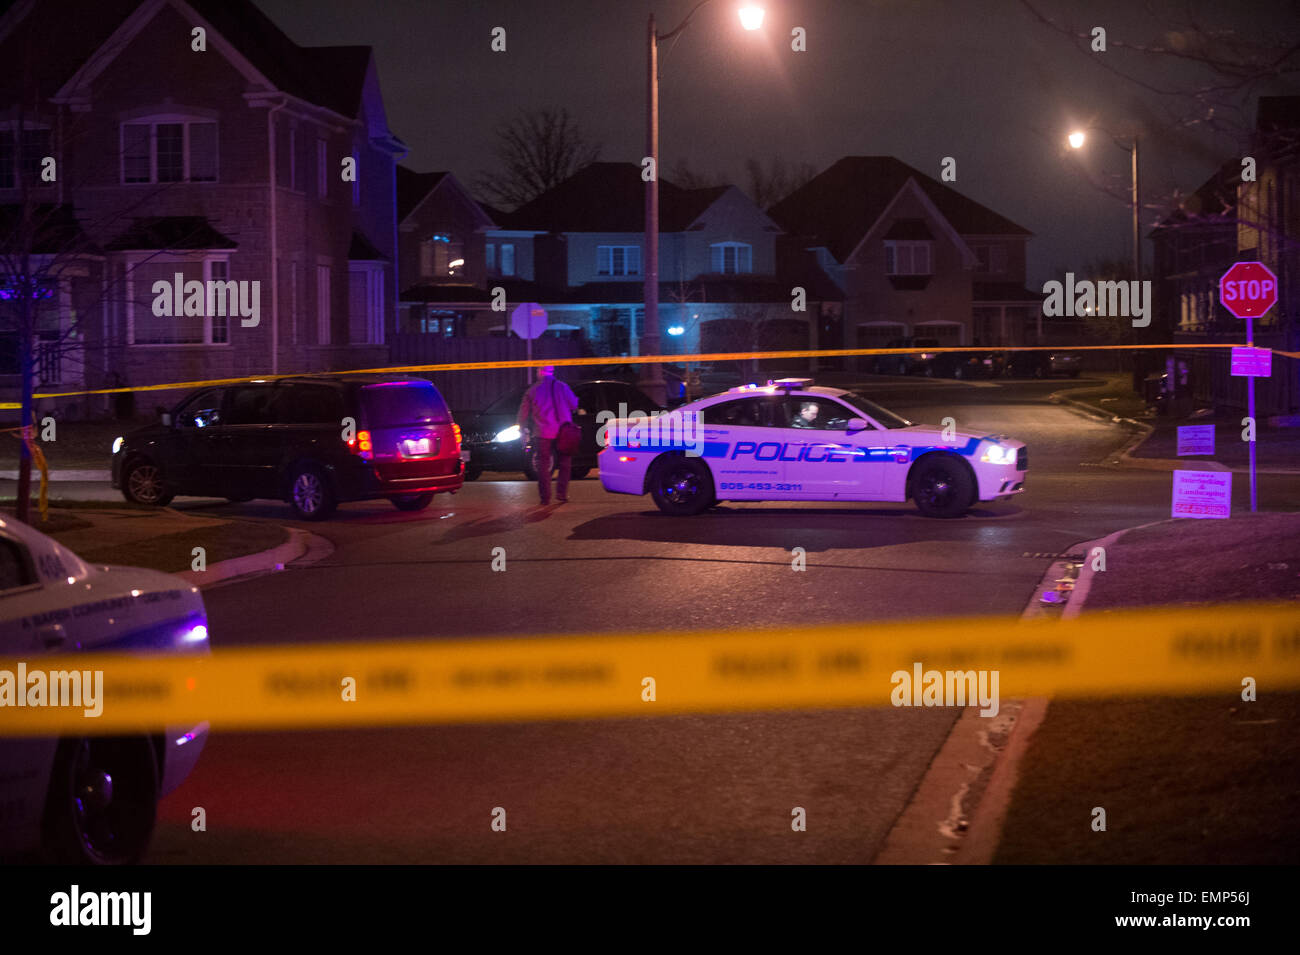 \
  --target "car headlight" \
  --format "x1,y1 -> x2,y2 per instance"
493,425 -> 522,443
112,436 -> 124,455
980,443 -> 1017,466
